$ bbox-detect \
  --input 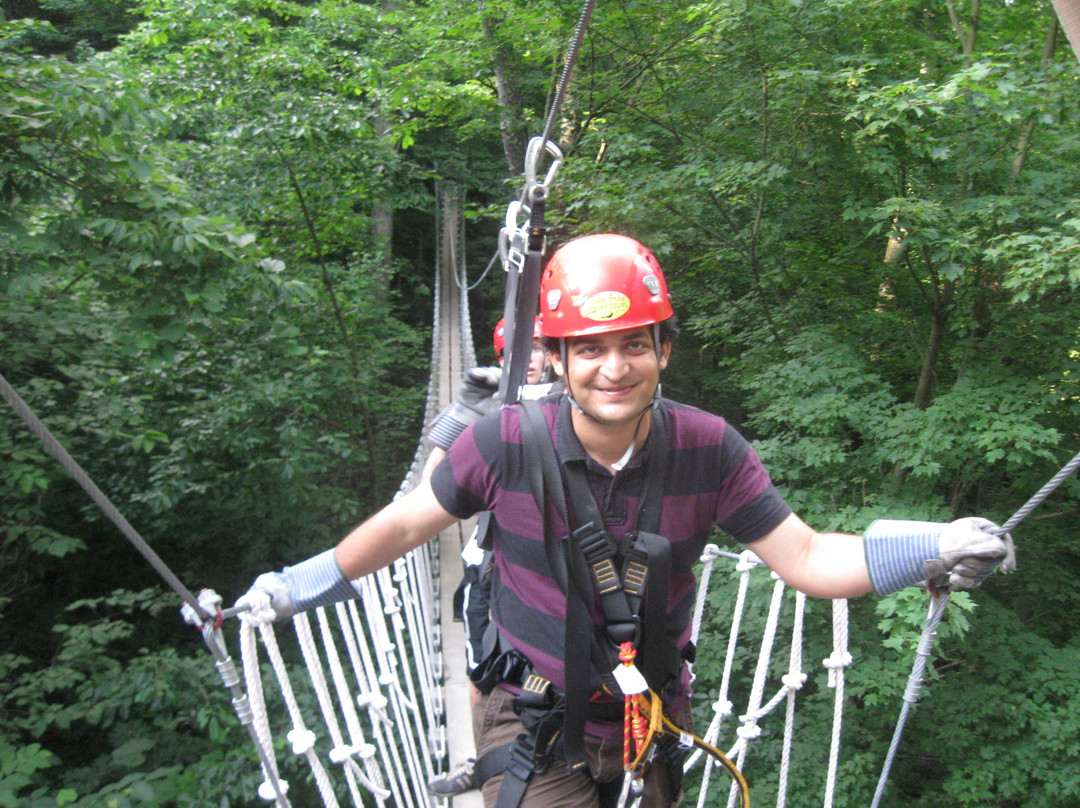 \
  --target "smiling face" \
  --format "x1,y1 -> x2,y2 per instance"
551,327 -> 670,428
